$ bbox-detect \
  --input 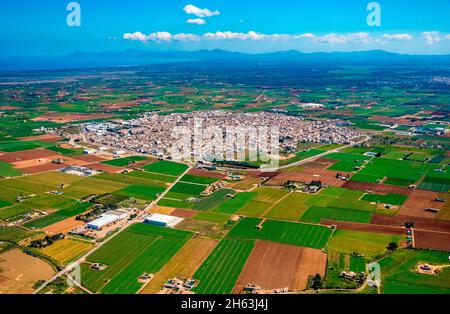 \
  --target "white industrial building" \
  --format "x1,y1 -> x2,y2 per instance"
60,166 -> 97,177
87,209 -> 130,230
144,214 -> 183,228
